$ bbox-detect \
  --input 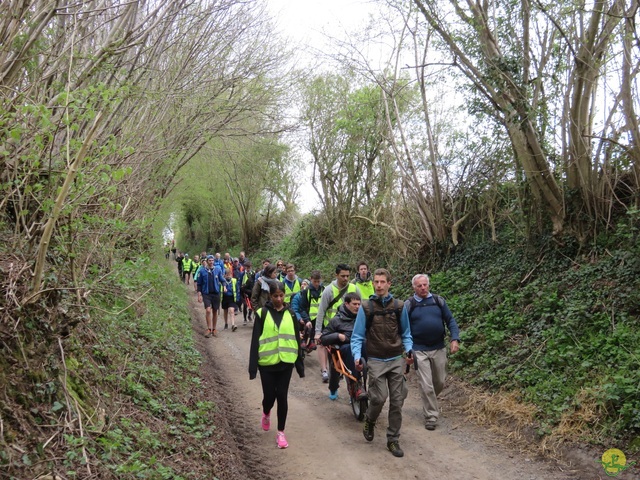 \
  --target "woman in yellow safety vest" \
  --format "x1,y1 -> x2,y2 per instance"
248,281 -> 304,449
